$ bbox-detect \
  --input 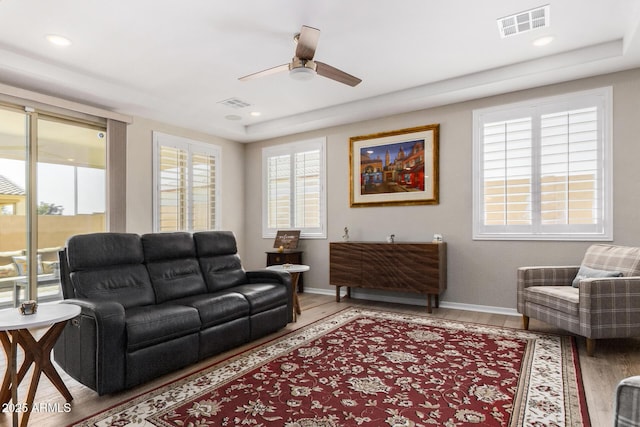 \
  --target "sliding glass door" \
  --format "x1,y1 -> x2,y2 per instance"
0,106 -> 106,306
